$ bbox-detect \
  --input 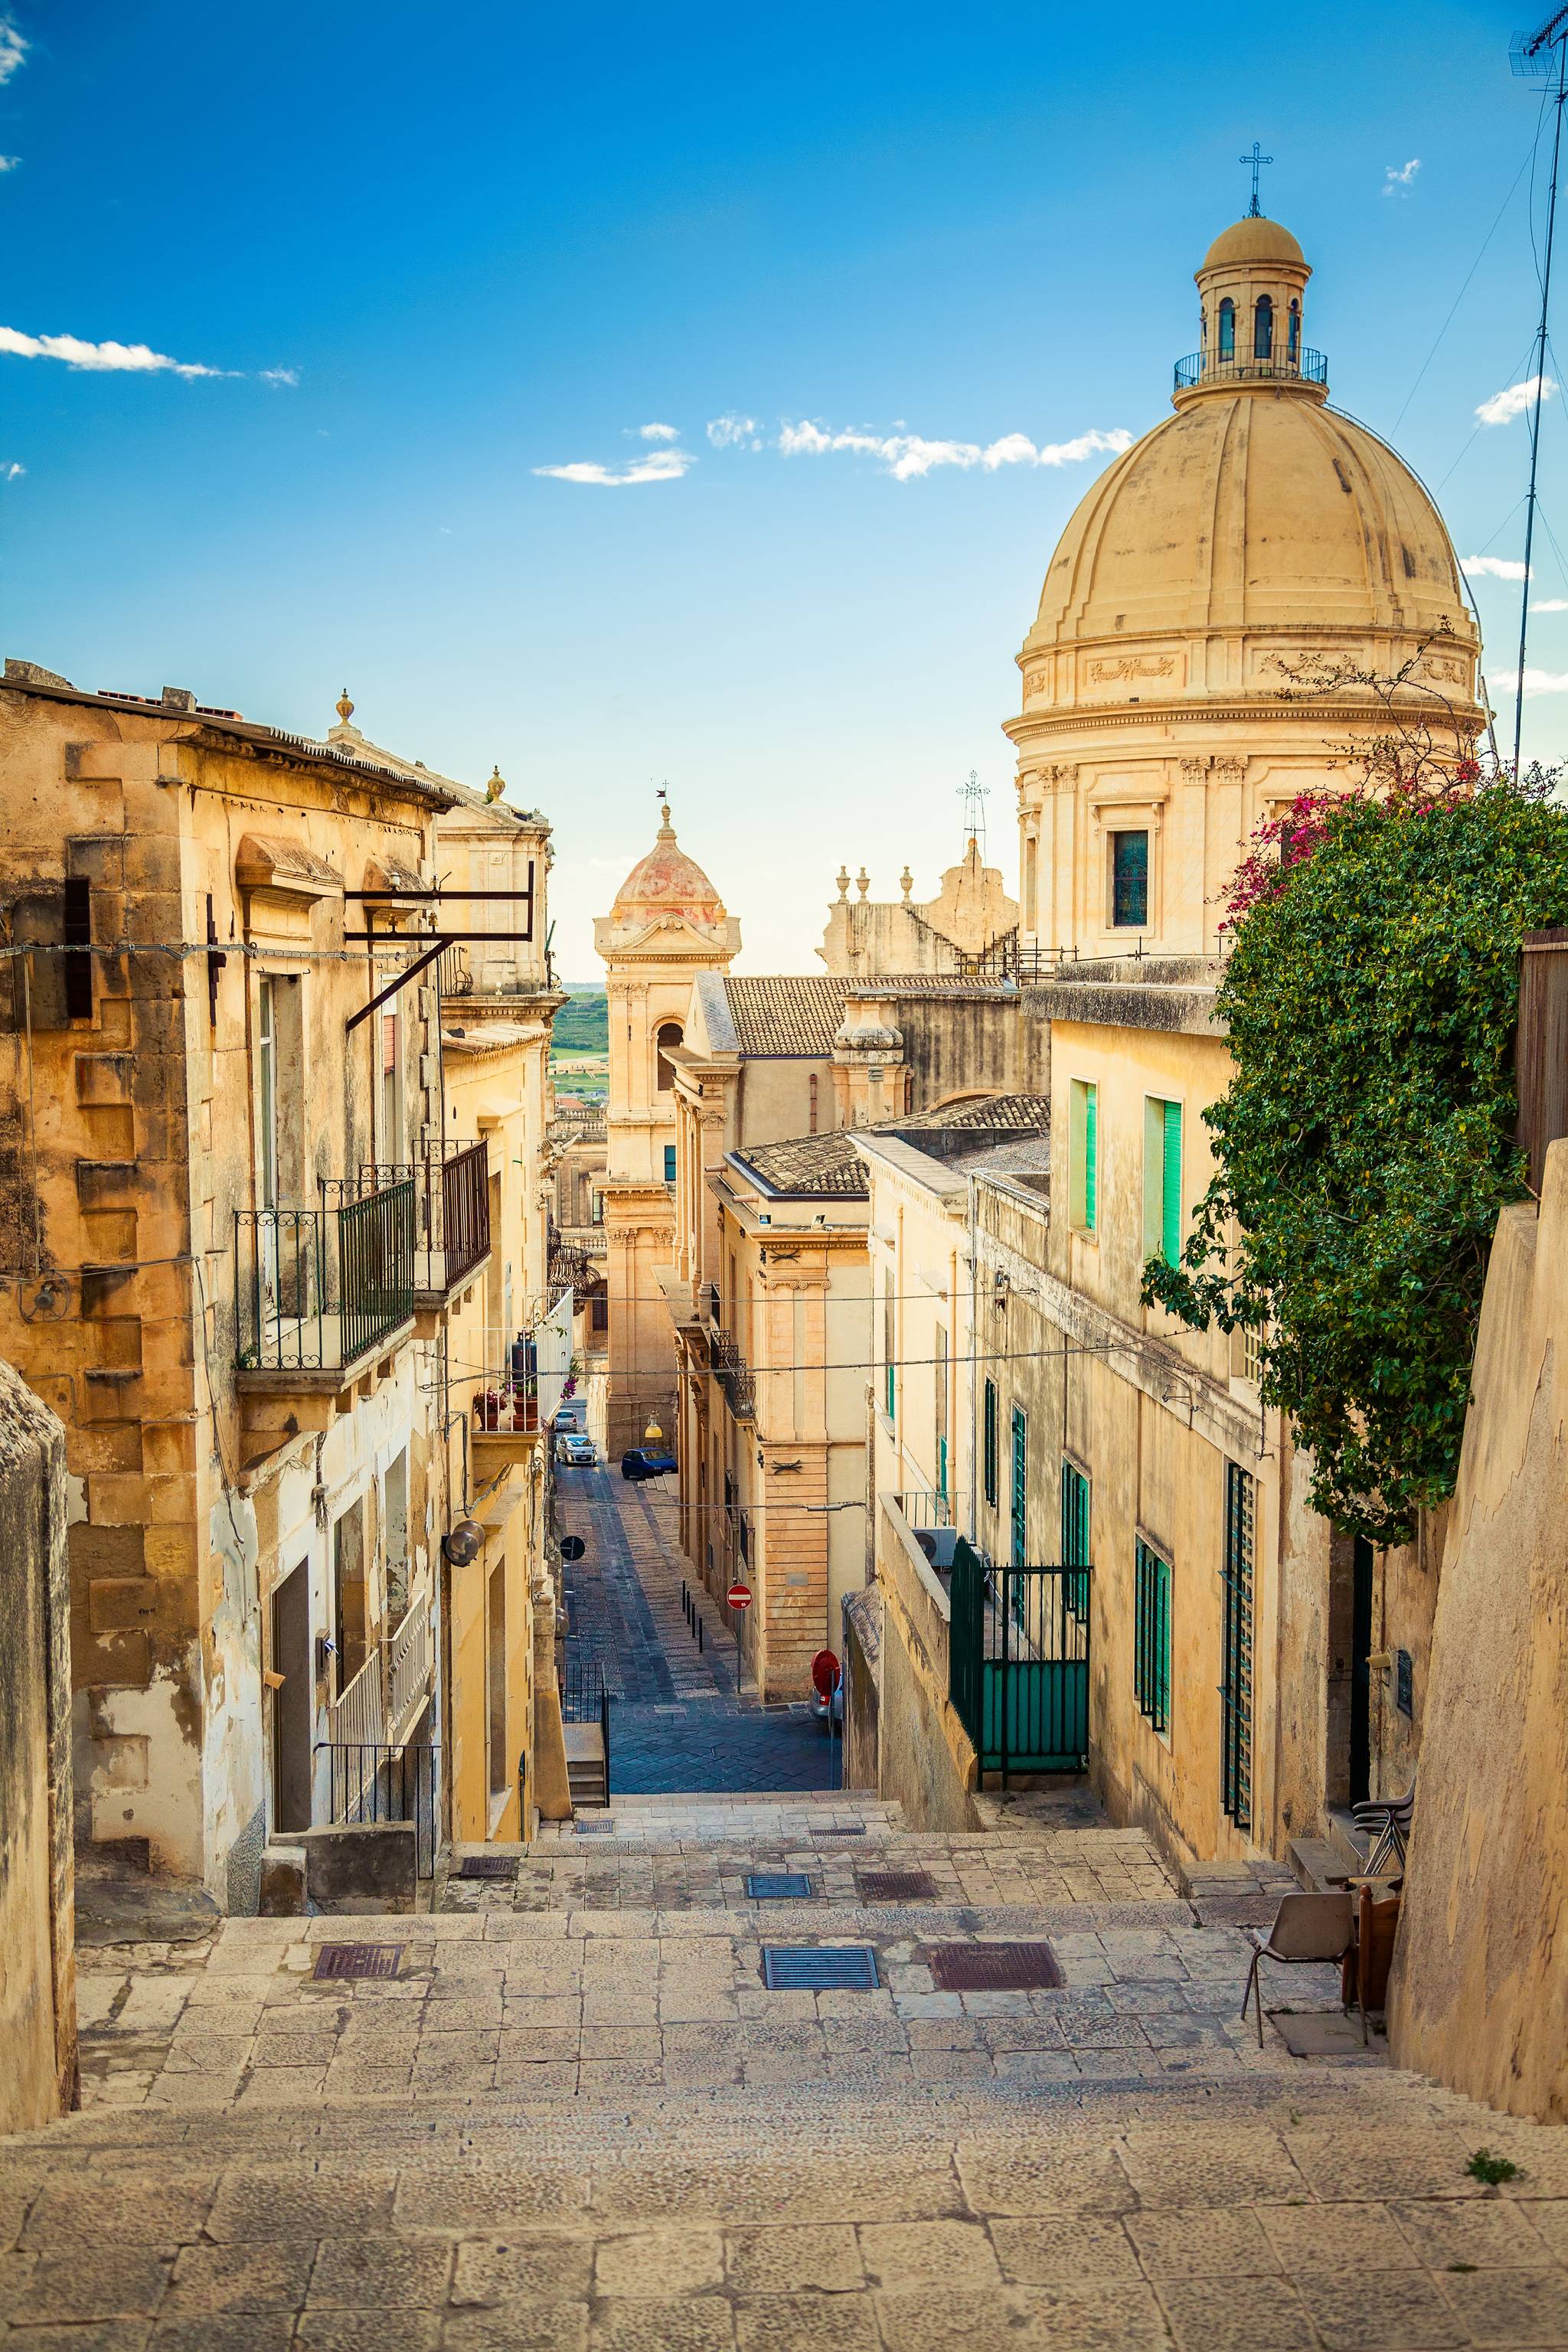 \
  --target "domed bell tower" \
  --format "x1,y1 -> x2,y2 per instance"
1175,216 -> 1324,407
